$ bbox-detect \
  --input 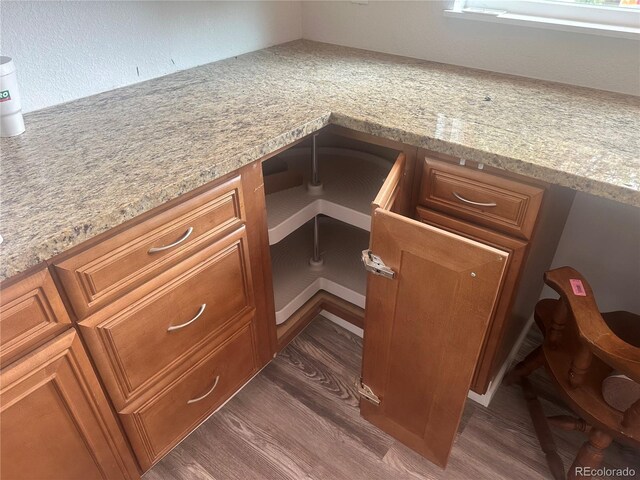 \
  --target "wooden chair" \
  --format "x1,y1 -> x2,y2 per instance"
504,266 -> 640,480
